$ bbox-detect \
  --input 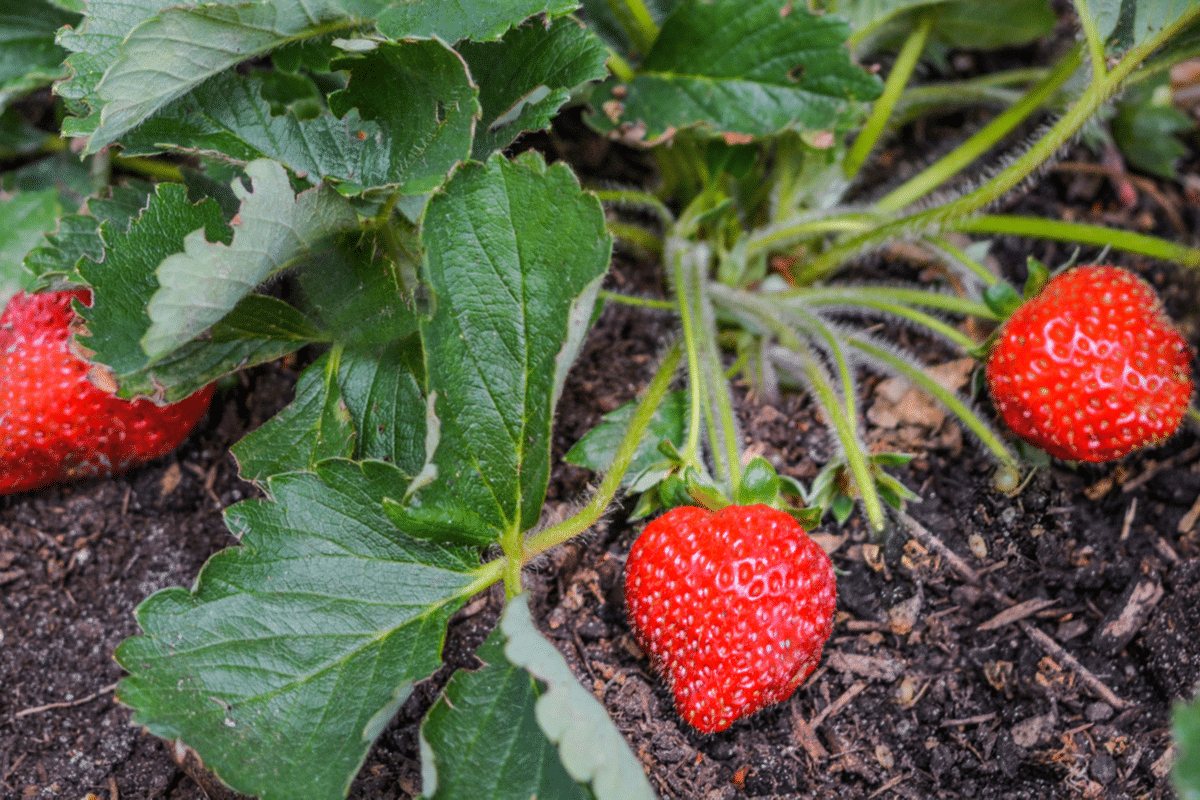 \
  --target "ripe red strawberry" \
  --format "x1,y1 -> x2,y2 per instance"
0,289 -> 216,495
986,265 -> 1193,462
624,504 -> 836,733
